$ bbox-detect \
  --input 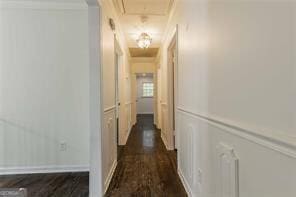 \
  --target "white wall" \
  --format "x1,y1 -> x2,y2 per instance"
0,0 -> 90,174
159,0 -> 296,196
136,75 -> 154,115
